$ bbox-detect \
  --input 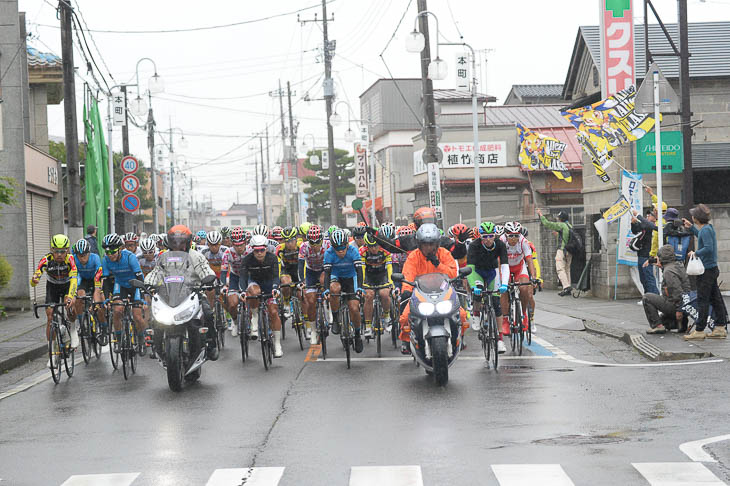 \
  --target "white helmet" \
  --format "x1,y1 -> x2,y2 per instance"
140,238 -> 157,253
504,221 -> 522,235
206,231 -> 222,245
252,224 -> 269,238
250,234 -> 268,249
